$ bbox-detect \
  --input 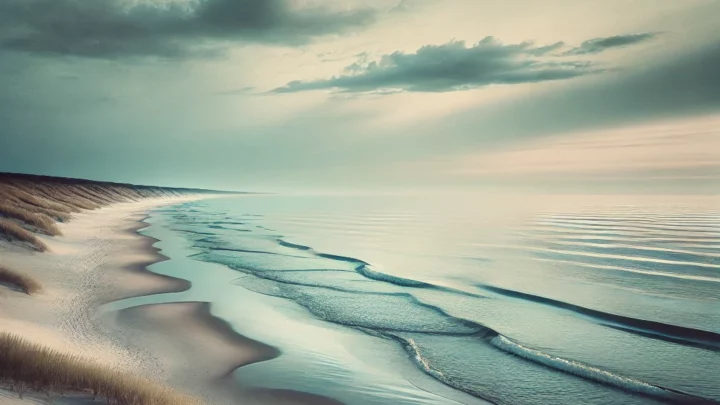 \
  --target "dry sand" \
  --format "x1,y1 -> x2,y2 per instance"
0,198 -> 341,405
0,200 -> 184,376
